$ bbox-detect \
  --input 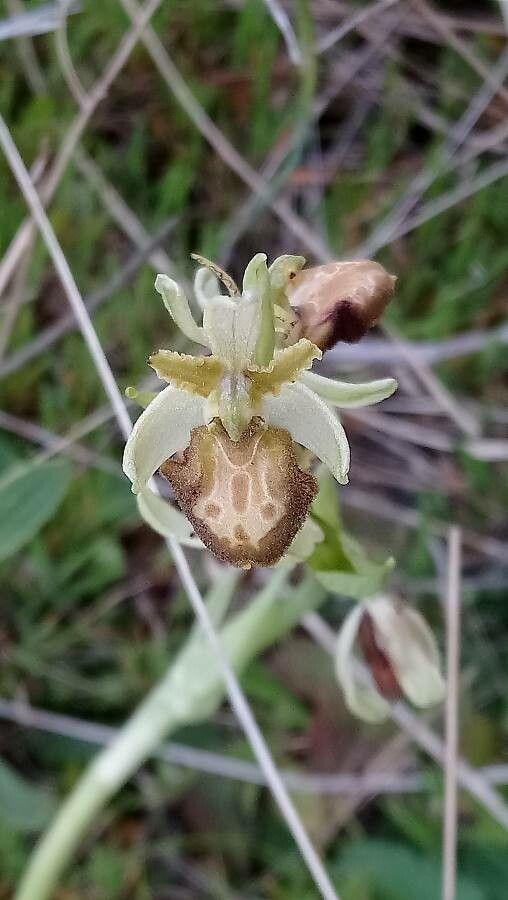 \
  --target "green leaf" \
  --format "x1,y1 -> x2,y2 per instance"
335,839 -> 485,900
54,536 -> 125,603
0,433 -> 18,475
312,534 -> 395,601
0,758 -> 56,833
307,470 -> 394,599
307,512 -> 355,572
0,460 -> 71,564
